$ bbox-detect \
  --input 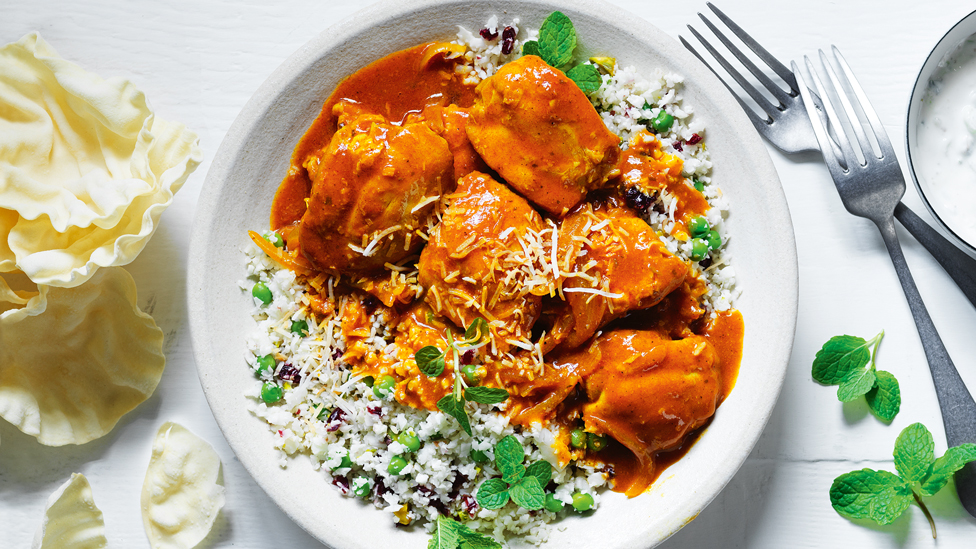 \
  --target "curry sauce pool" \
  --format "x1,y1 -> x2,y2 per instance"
241,14 -> 742,545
